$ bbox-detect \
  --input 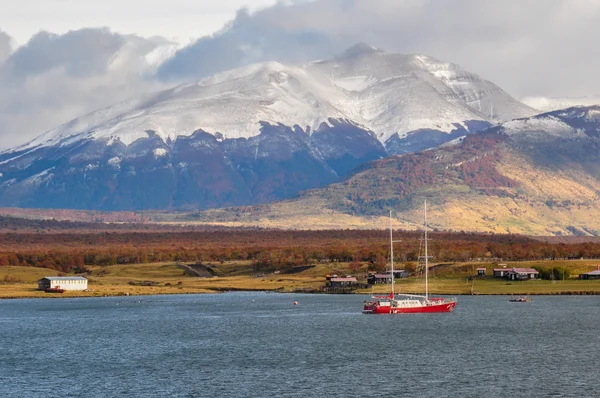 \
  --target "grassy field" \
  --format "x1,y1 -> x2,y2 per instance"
361,277 -> 600,296
0,262 -> 327,298
2,259 -> 600,298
